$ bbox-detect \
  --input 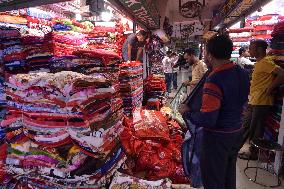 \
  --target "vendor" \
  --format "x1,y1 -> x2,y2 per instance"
122,30 -> 148,62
